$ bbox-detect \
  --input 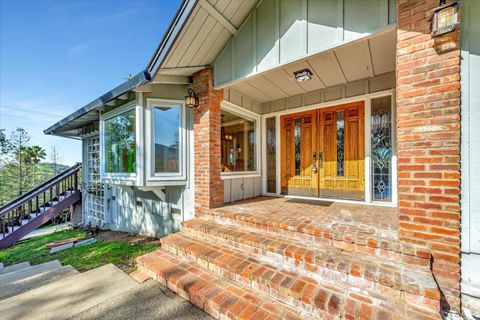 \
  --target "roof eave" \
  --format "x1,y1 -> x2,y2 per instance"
146,0 -> 198,77
44,71 -> 151,135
